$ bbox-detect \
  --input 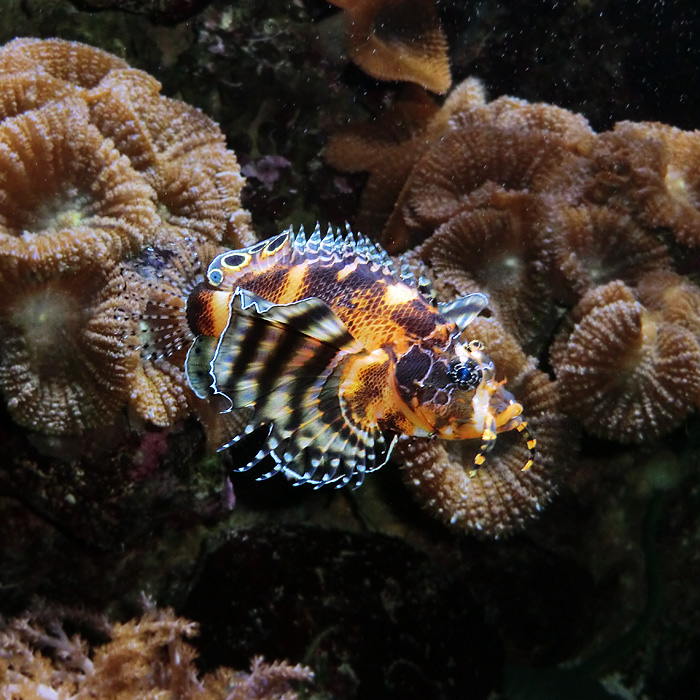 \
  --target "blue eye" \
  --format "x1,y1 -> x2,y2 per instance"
447,360 -> 482,389
208,267 -> 224,286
